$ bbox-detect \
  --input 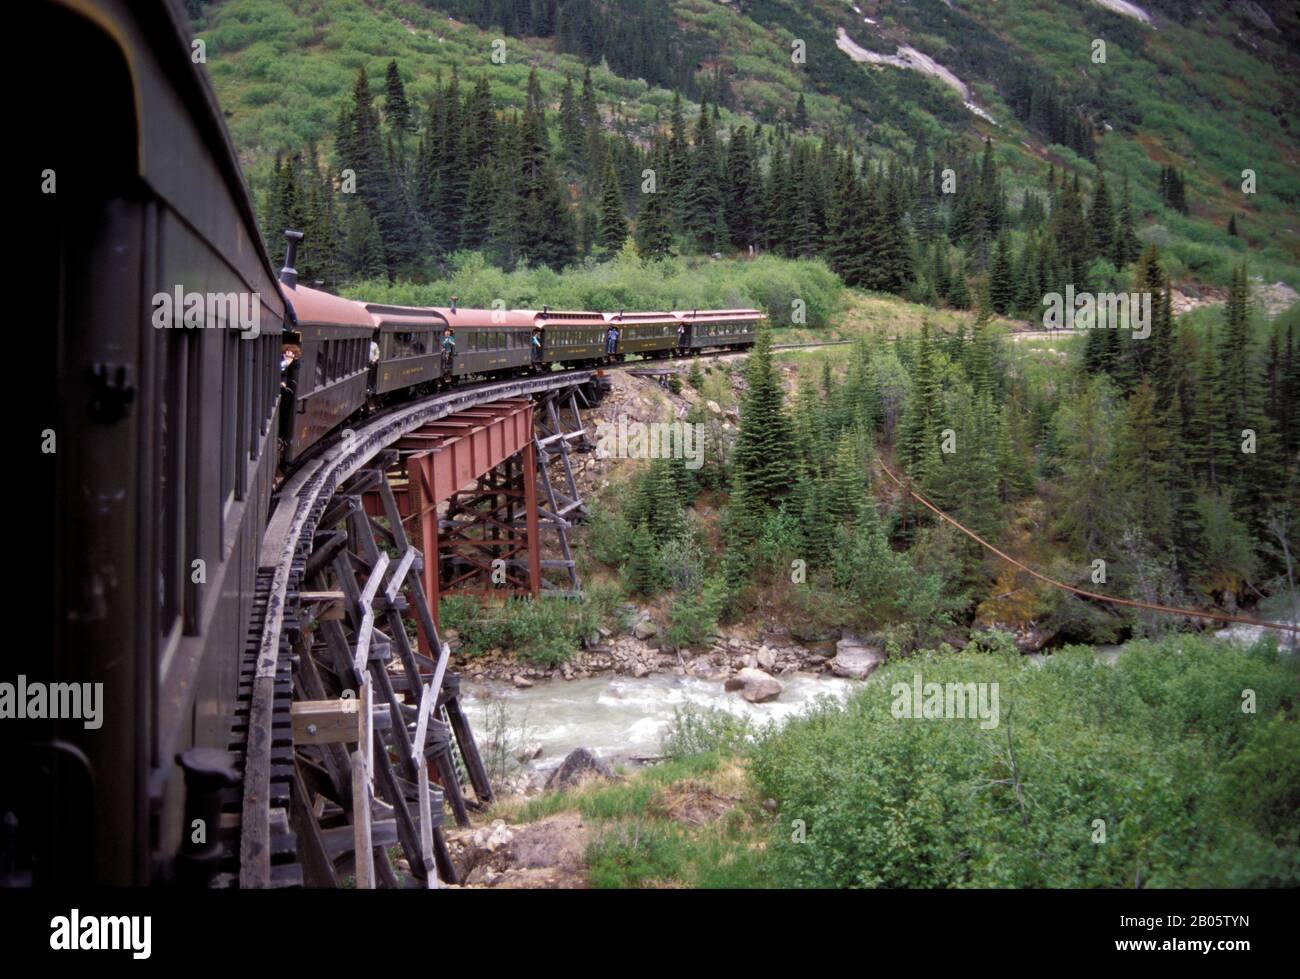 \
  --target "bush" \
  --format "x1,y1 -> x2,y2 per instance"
749,636 -> 1300,887
661,705 -> 755,759
438,593 -> 603,665
664,578 -> 726,650
345,250 -> 844,328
